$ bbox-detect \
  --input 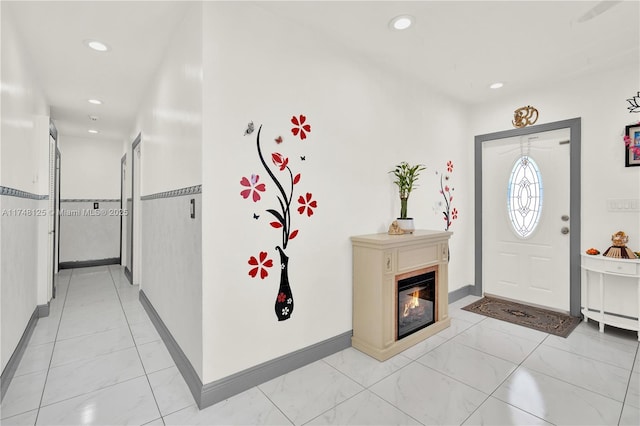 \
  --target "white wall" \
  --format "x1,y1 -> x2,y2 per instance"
132,6 -> 202,197
201,2 -> 473,383
58,201 -> 121,263
0,5 -> 49,372
131,2 -> 203,379
59,135 -> 122,199
58,135 -> 122,263
470,64 -> 640,251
